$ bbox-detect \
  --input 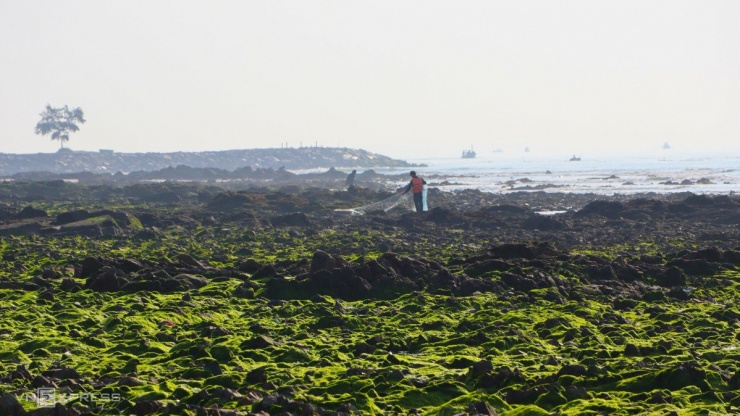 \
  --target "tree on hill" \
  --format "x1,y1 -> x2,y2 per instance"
35,104 -> 86,149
